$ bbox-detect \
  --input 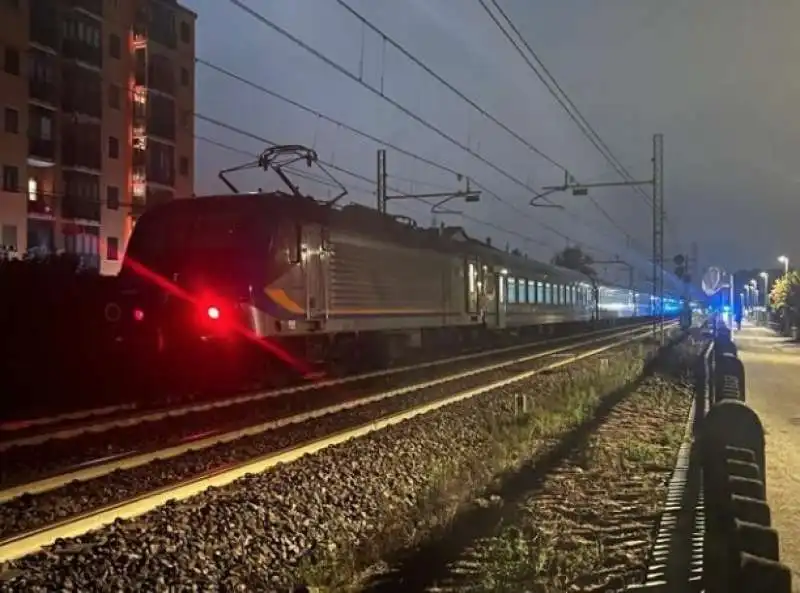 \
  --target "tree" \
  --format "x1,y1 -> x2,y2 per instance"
770,271 -> 800,313
552,246 -> 596,277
